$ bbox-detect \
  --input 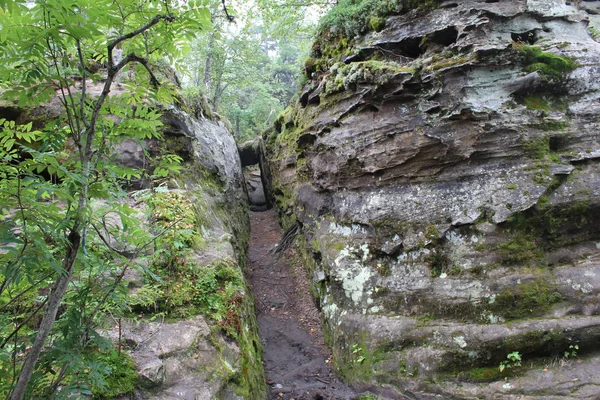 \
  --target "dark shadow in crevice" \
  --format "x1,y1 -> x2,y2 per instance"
512,30 -> 538,45
429,26 -> 459,47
